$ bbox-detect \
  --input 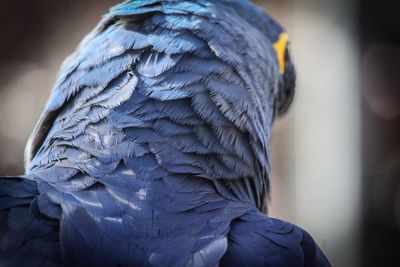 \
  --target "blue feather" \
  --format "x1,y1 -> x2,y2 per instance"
2,0 -> 330,266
